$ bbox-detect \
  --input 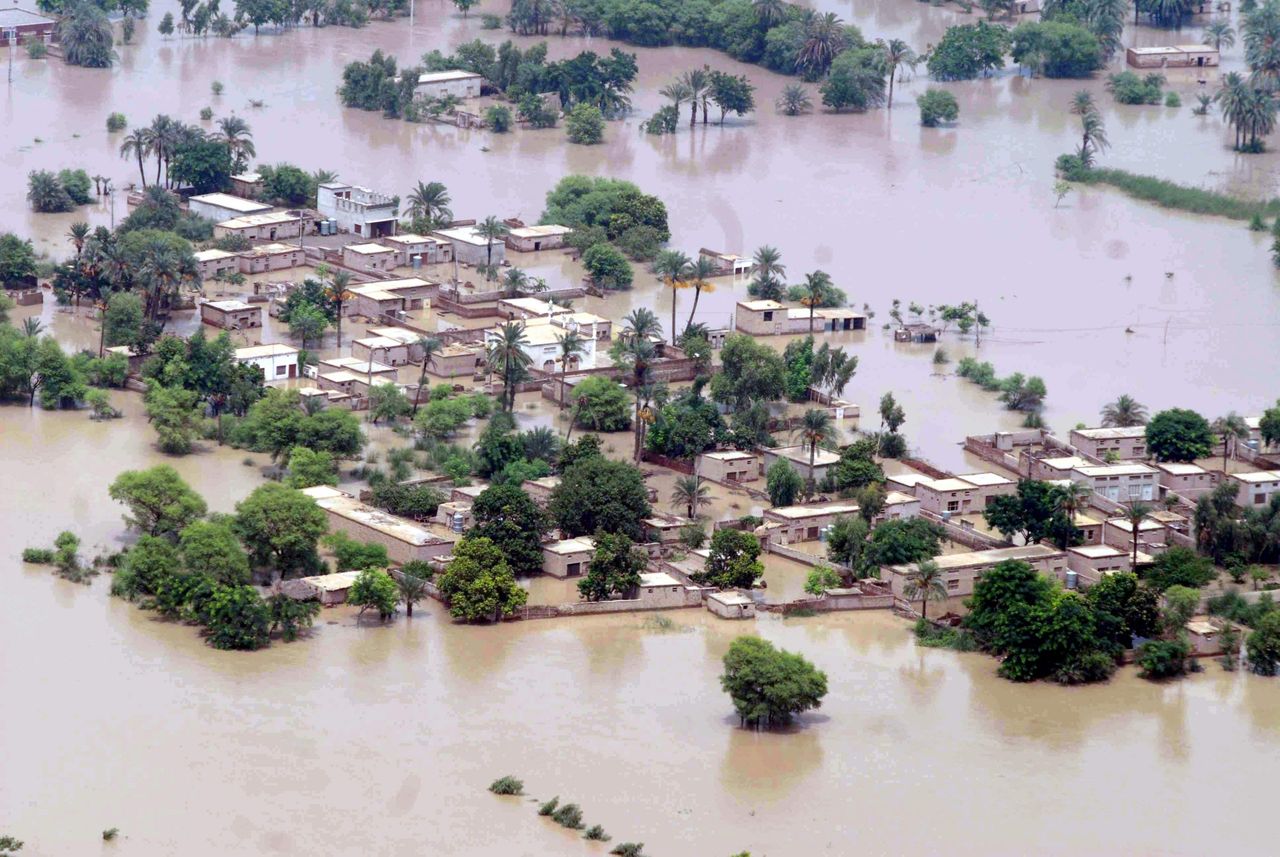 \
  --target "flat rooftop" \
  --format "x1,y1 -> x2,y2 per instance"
701,450 -> 757,462
509,224 -> 573,239
243,242 -> 299,257
218,211 -> 299,229
194,248 -> 237,262
191,192 -> 270,214
234,343 -> 299,360
544,537 -> 595,556
639,572 -> 682,588
1072,426 -> 1147,440
417,69 -> 484,84
1232,471 -> 1280,483
383,233 -> 446,246
924,478 -> 976,492
887,544 -> 1062,573
1074,464 -> 1157,477
767,445 -> 840,467
345,242 -> 395,255
956,472 -> 1014,487
738,299 -> 785,311
309,492 -> 454,546
204,299 -> 255,312
434,226 -> 501,246
765,502 -> 860,520
1068,544 -> 1127,559
1157,462 -> 1208,476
